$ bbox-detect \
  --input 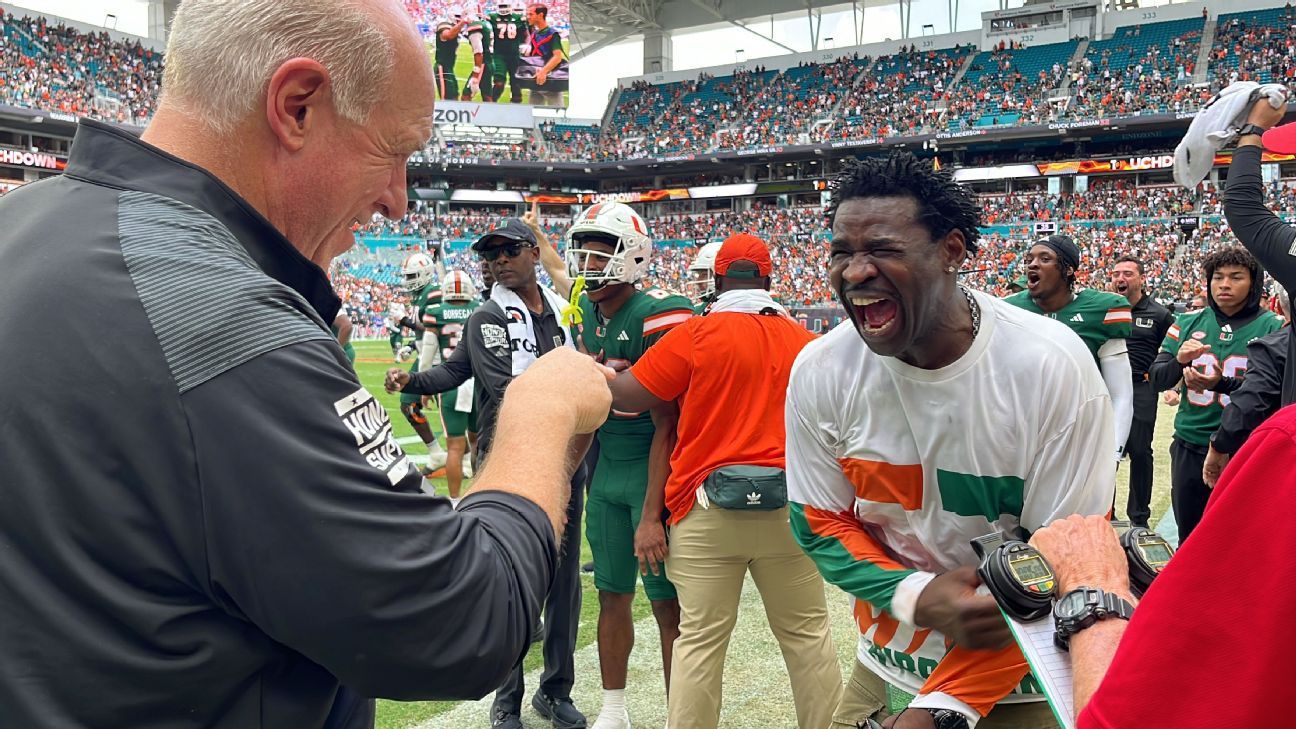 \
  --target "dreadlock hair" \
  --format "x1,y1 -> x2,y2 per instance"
827,151 -> 983,256
1202,246 -> 1259,284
